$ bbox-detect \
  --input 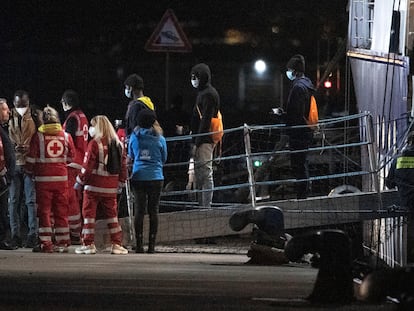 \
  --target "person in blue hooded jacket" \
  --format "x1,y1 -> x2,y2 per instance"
284,54 -> 316,199
128,109 -> 167,253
